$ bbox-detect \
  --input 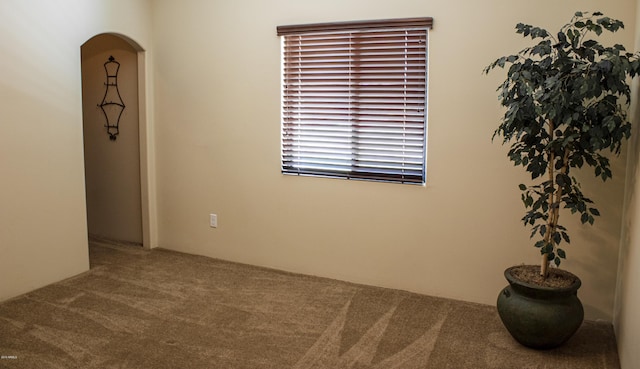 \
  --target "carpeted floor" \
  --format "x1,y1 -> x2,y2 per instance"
0,241 -> 620,368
